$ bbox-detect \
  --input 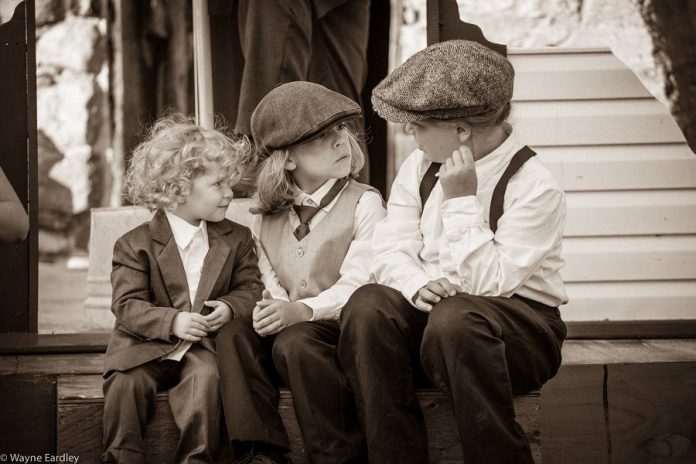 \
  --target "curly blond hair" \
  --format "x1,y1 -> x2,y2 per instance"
124,114 -> 251,211
250,129 -> 365,215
